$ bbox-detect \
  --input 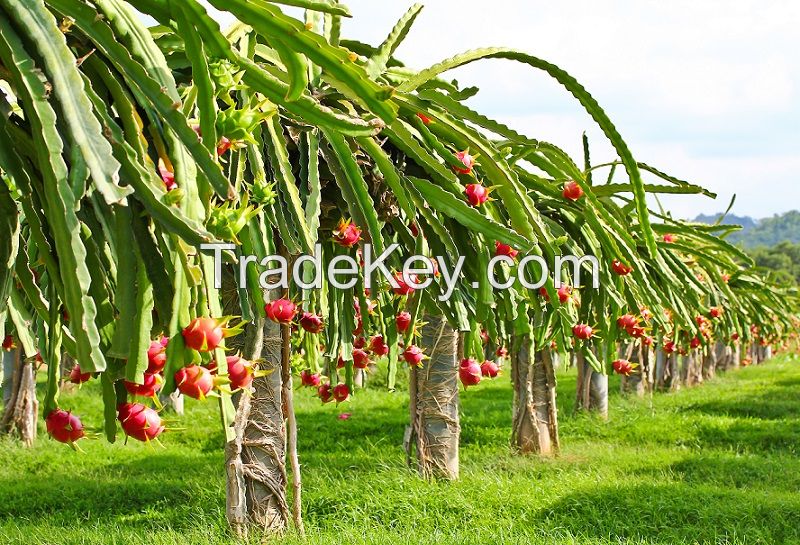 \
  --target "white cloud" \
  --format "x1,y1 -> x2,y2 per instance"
494,112 -> 800,219
339,0 -> 800,218
635,143 -> 800,219
201,0 -> 800,218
